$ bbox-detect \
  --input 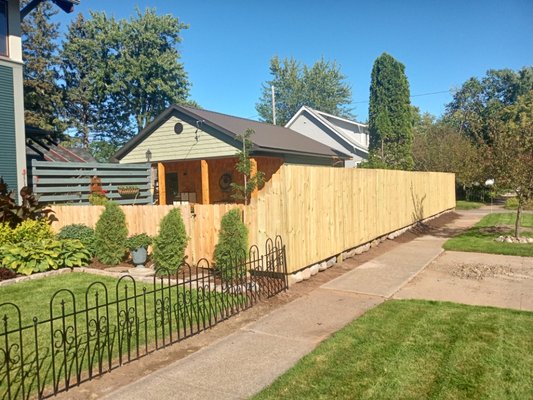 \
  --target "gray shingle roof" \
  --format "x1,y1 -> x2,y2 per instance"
115,105 -> 351,161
